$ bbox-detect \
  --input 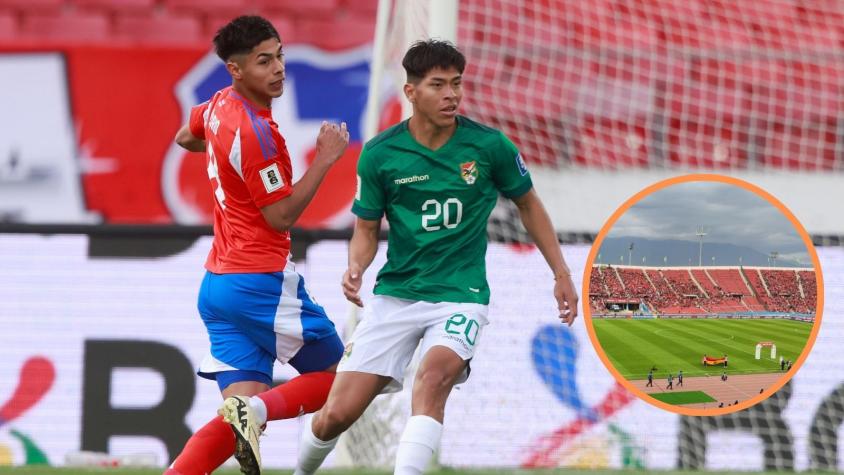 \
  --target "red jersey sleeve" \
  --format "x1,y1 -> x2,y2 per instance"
189,102 -> 209,140
238,115 -> 293,208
